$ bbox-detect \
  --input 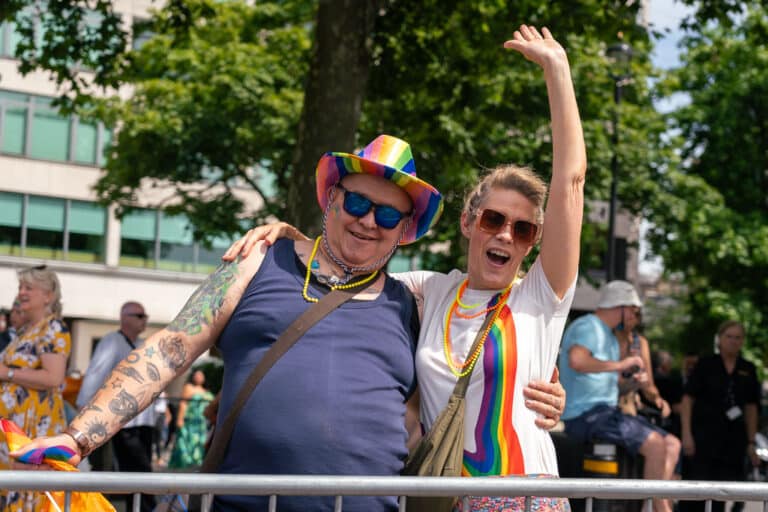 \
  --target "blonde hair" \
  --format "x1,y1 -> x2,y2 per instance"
462,164 -> 548,233
17,266 -> 63,318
